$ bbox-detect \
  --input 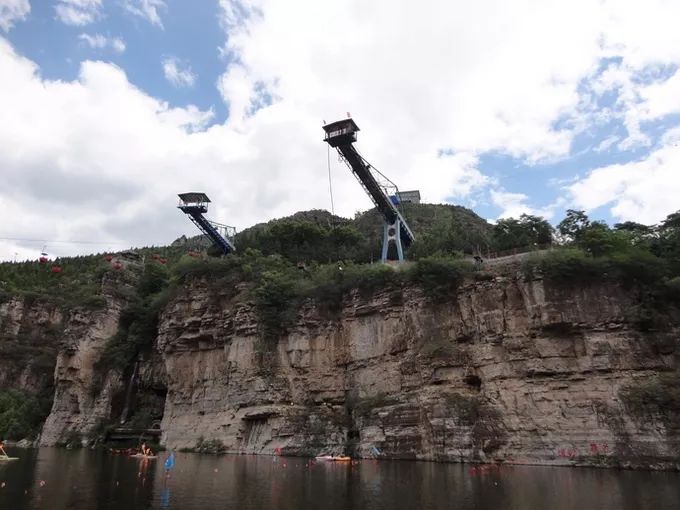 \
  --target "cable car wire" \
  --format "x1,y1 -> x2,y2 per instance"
327,143 -> 336,216
0,237 -> 132,246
